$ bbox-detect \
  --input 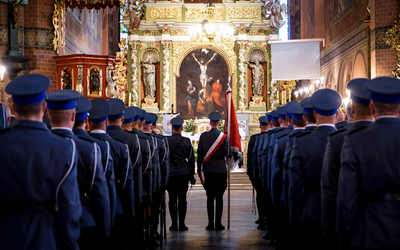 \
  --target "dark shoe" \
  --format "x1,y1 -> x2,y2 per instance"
178,202 -> 188,231
263,232 -> 272,240
268,238 -> 277,246
146,239 -> 159,247
214,224 -> 225,231
179,224 -> 188,231
169,223 -> 178,231
153,231 -> 161,240
206,224 -> 214,231
255,219 -> 260,224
